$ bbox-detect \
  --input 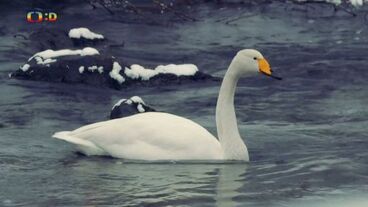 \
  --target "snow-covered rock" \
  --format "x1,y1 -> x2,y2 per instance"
68,28 -> 104,40
11,48 -> 216,90
11,52 -> 119,88
110,96 -> 156,119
